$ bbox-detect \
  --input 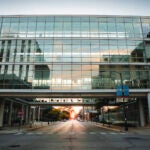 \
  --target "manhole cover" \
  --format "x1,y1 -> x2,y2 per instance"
9,144 -> 21,148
